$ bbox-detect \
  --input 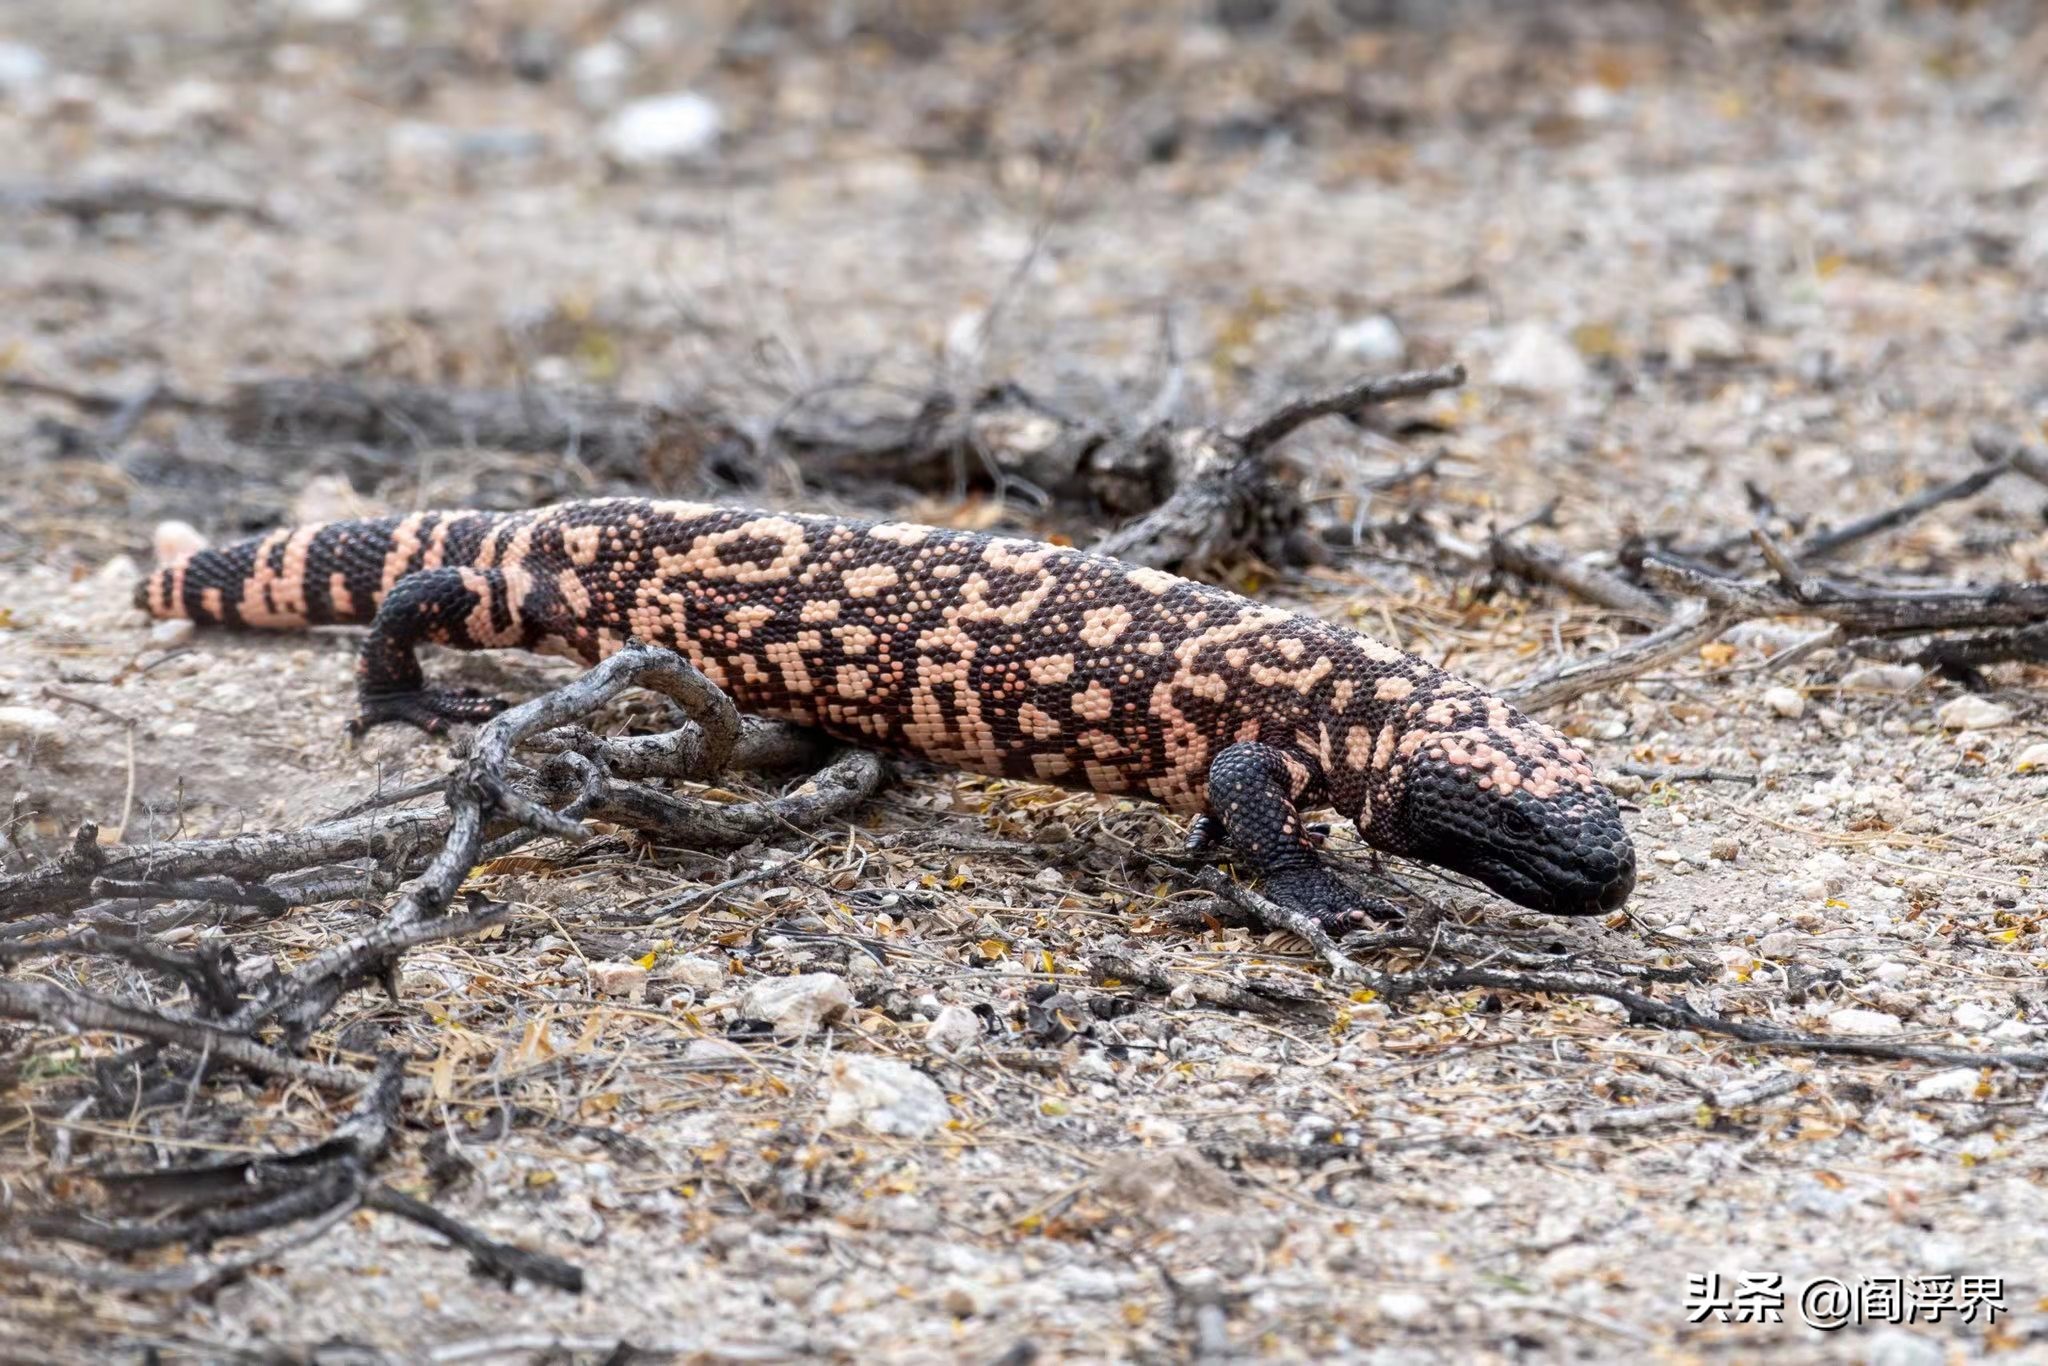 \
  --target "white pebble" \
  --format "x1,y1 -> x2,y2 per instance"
1936,696 -> 2012,731
671,955 -> 724,993
823,1055 -> 950,1137
2013,742 -> 2048,773
1331,314 -> 1406,367
569,41 -> 631,109
1664,312 -> 1745,372
0,41 -> 49,97
742,972 -> 853,1039
1489,322 -> 1589,395
601,91 -> 722,166
1828,1008 -> 1902,1037
925,1004 -> 982,1056
1133,1115 -> 1187,1144
588,960 -> 648,1001
1910,1068 -> 1983,1100
149,618 -> 196,647
0,707 -> 66,746
1841,664 -> 1924,692
1762,686 -> 1806,719
1951,1002 -> 1995,1032
1376,1290 -> 1432,1325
